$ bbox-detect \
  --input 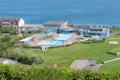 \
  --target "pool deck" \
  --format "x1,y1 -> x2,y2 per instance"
28,33 -> 80,51
29,32 -> 58,46
64,33 -> 80,45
